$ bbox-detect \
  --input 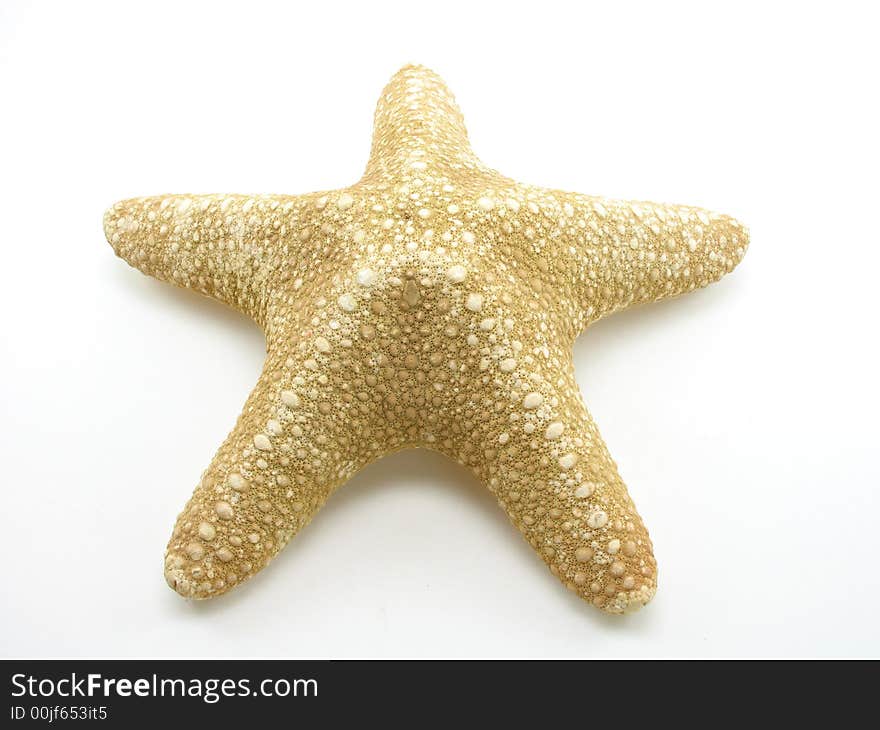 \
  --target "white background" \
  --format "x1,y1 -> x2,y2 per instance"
1,0 -> 878,658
